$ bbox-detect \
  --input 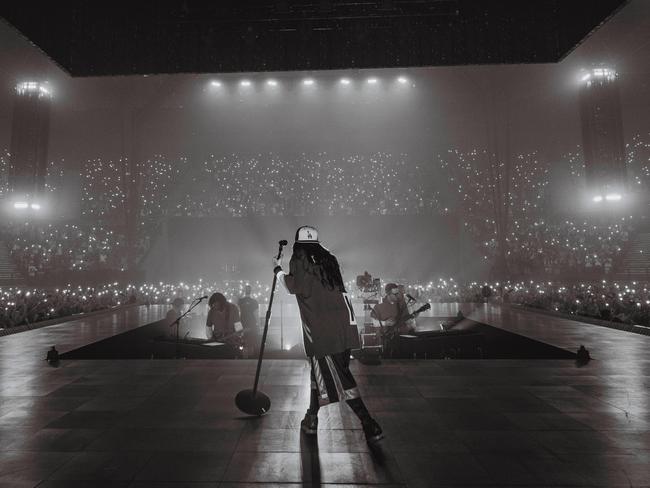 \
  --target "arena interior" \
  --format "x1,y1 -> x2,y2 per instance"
1,1 -> 650,486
